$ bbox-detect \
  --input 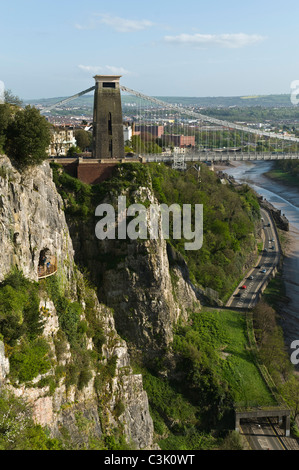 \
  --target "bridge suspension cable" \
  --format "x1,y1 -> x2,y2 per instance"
120,85 -> 299,144
40,82 -> 299,146
40,86 -> 95,114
